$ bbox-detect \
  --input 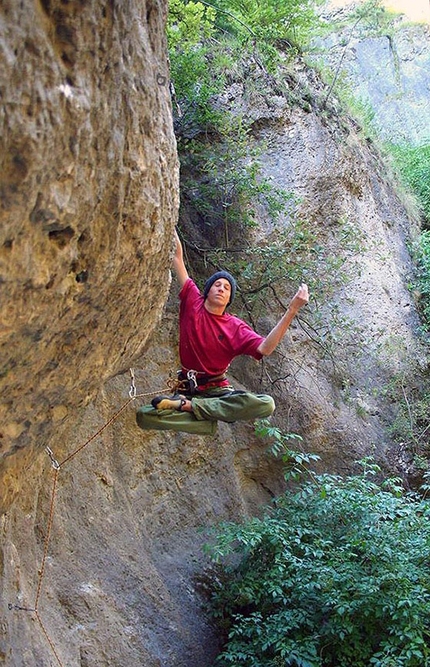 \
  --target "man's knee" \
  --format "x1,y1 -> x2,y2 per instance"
259,394 -> 275,418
